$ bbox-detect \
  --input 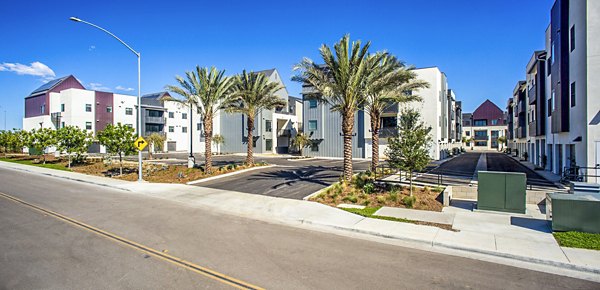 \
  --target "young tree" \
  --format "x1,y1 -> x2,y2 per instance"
497,135 -> 507,151
9,129 -> 28,153
226,70 -> 286,165
146,132 -> 166,159
363,53 -> 428,172
165,66 -> 235,172
294,34 -> 378,181
27,128 -> 57,164
56,126 -> 92,168
385,109 -> 432,196
97,123 -> 137,176
212,134 -> 225,154
291,132 -> 311,157
0,130 -> 8,154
